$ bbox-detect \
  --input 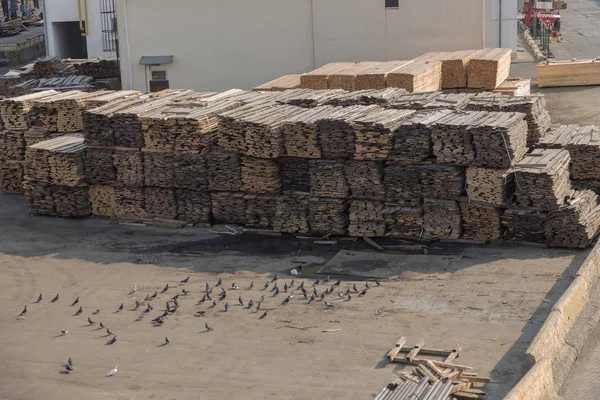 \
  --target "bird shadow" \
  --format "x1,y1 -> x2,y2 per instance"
52,334 -> 65,338
156,343 -> 168,348
58,371 -> 70,375
198,330 -> 212,334
79,324 -> 92,328
93,327 -> 104,331
219,310 -> 228,313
